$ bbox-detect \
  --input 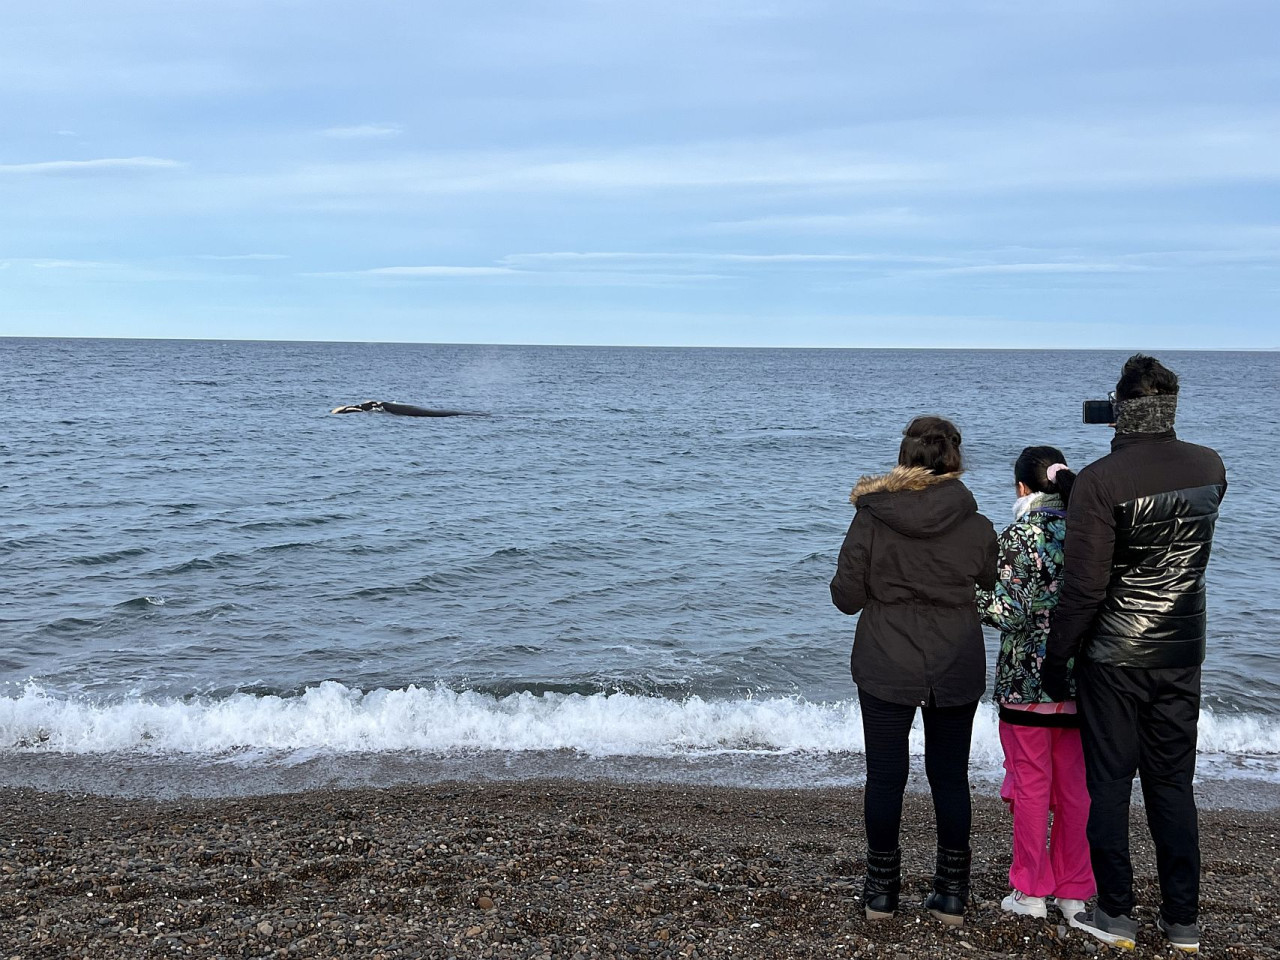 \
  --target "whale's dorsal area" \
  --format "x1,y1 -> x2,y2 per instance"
330,400 -> 485,417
